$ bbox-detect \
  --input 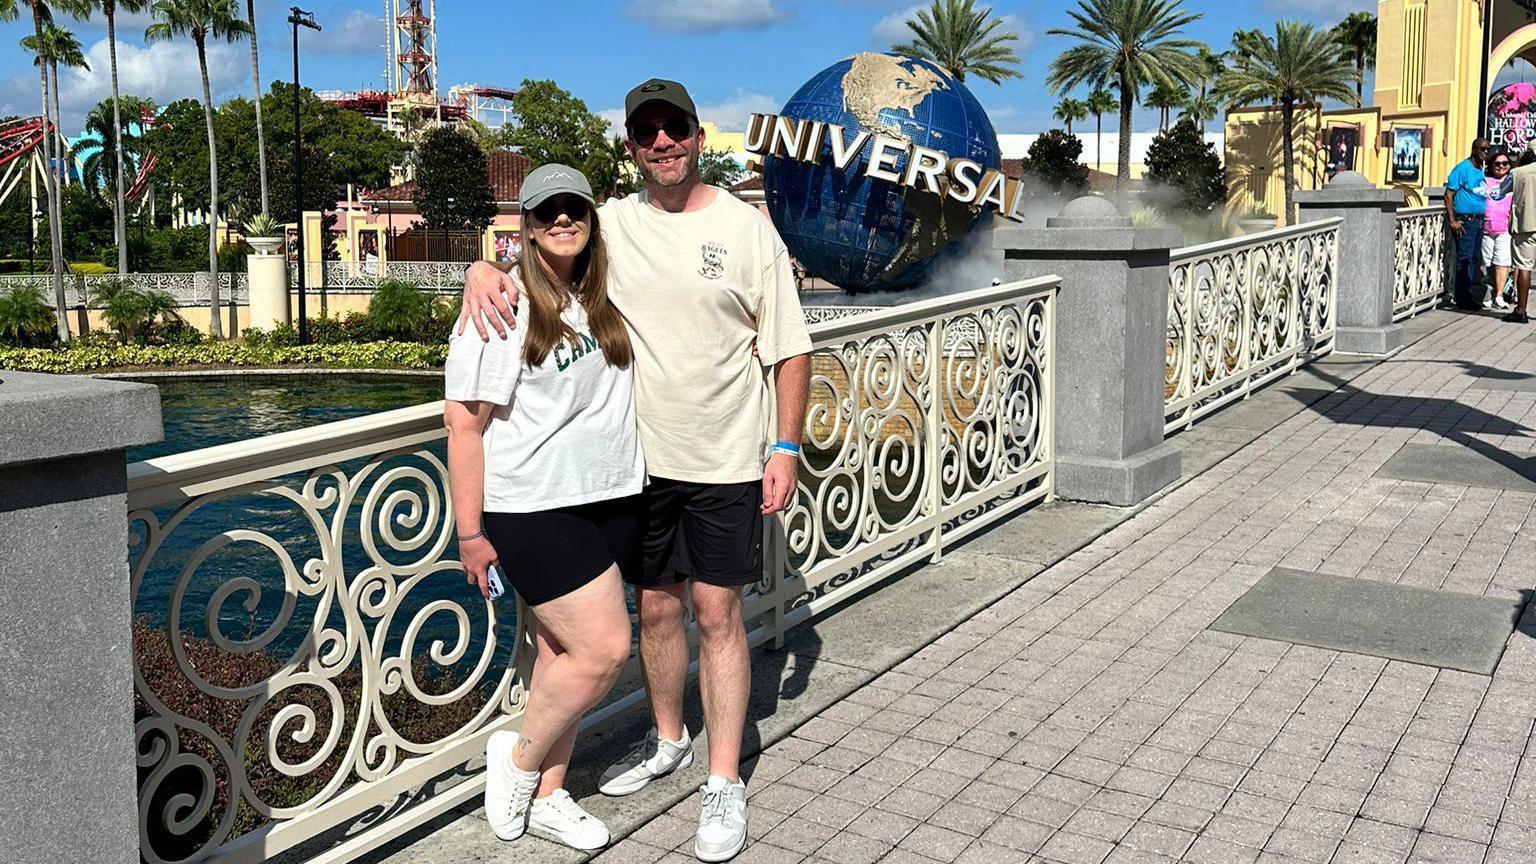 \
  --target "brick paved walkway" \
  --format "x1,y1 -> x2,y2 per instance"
595,313 -> 1536,864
